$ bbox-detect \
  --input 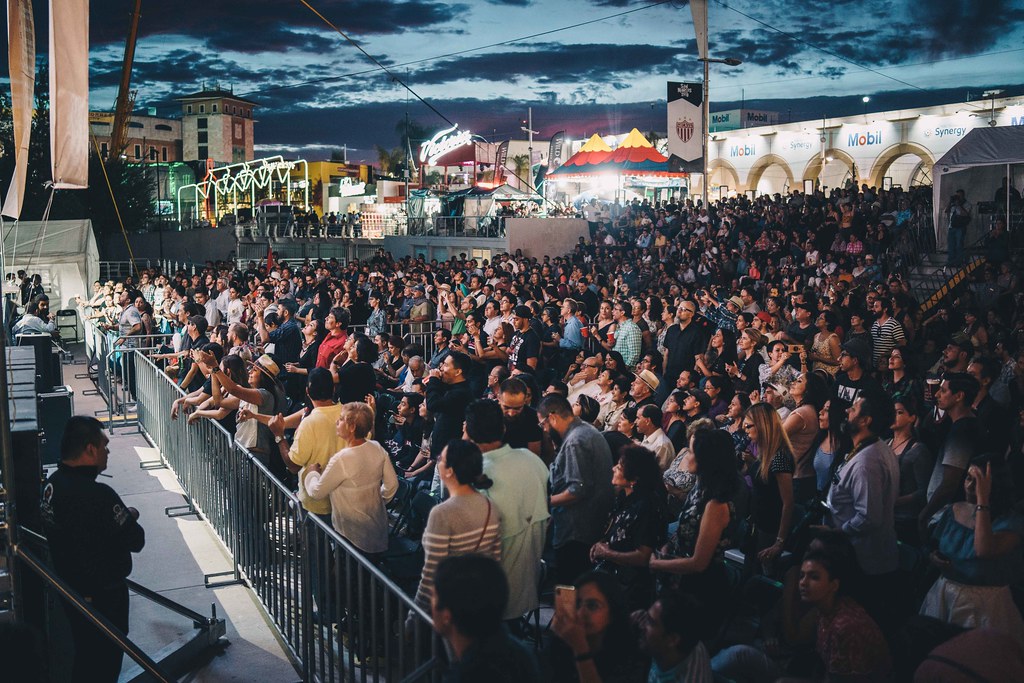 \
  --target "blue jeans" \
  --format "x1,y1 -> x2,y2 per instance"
947,226 -> 965,267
